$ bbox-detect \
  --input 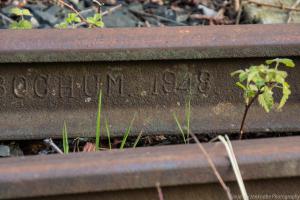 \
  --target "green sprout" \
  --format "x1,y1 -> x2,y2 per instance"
56,13 -> 81,29
9,7 -> 32,29
87,13 -> 104,28
120,113 -> 136,150
105,118 -> 112,150
95,90 -> 102,151
62,121 -> 69,154
173,96 -> 191,144
231,58 -> 295,139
